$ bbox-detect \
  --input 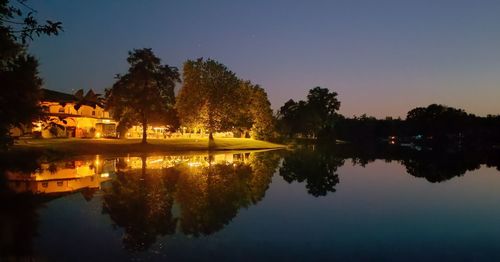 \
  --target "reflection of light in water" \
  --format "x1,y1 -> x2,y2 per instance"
188,162 -> 202,167
148,159 -> 163,164
121,153 -> 250,170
